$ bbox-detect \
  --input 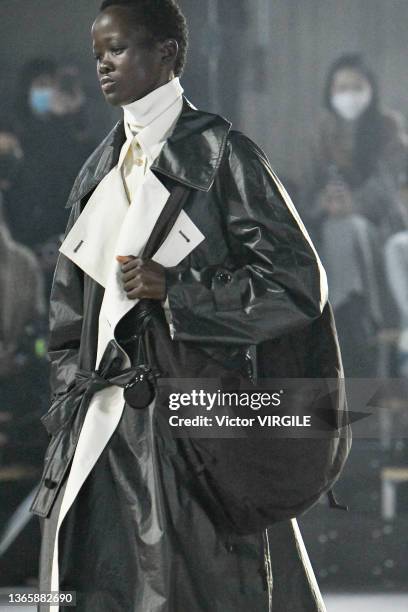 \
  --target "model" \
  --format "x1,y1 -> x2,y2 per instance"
31,1 -> 350,610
